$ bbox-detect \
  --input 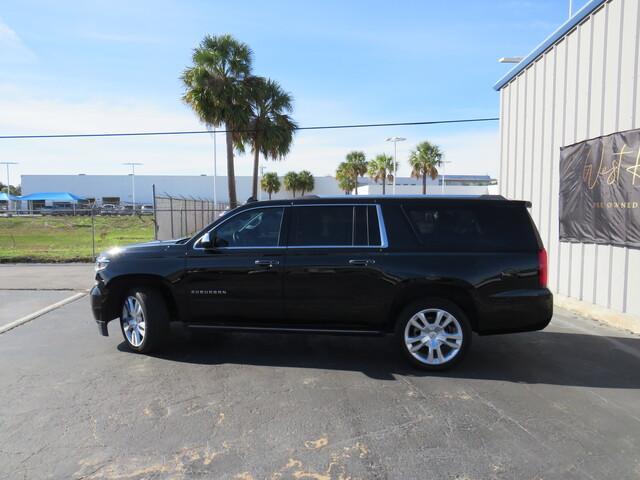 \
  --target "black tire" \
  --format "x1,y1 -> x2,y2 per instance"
395,298 -> 472,371
119,287 -> 169,353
